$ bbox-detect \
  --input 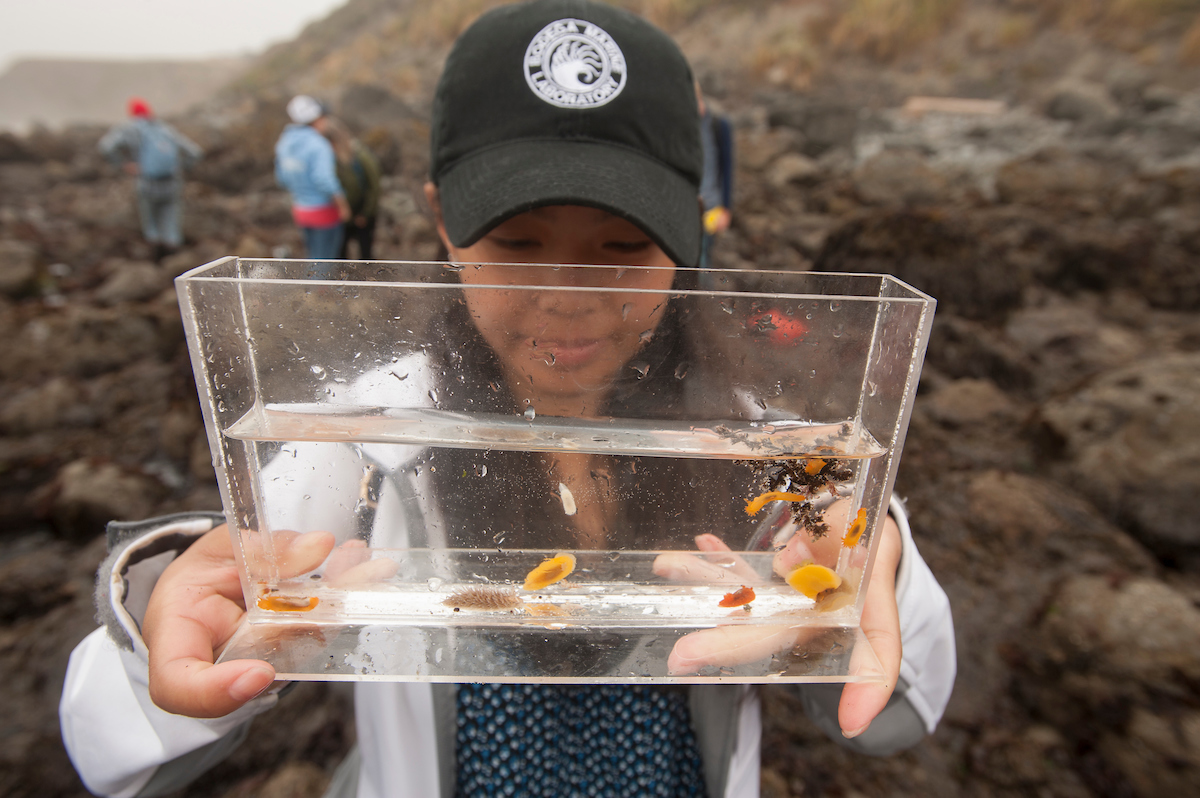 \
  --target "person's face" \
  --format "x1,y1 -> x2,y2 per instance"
426,186 -> 678,416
